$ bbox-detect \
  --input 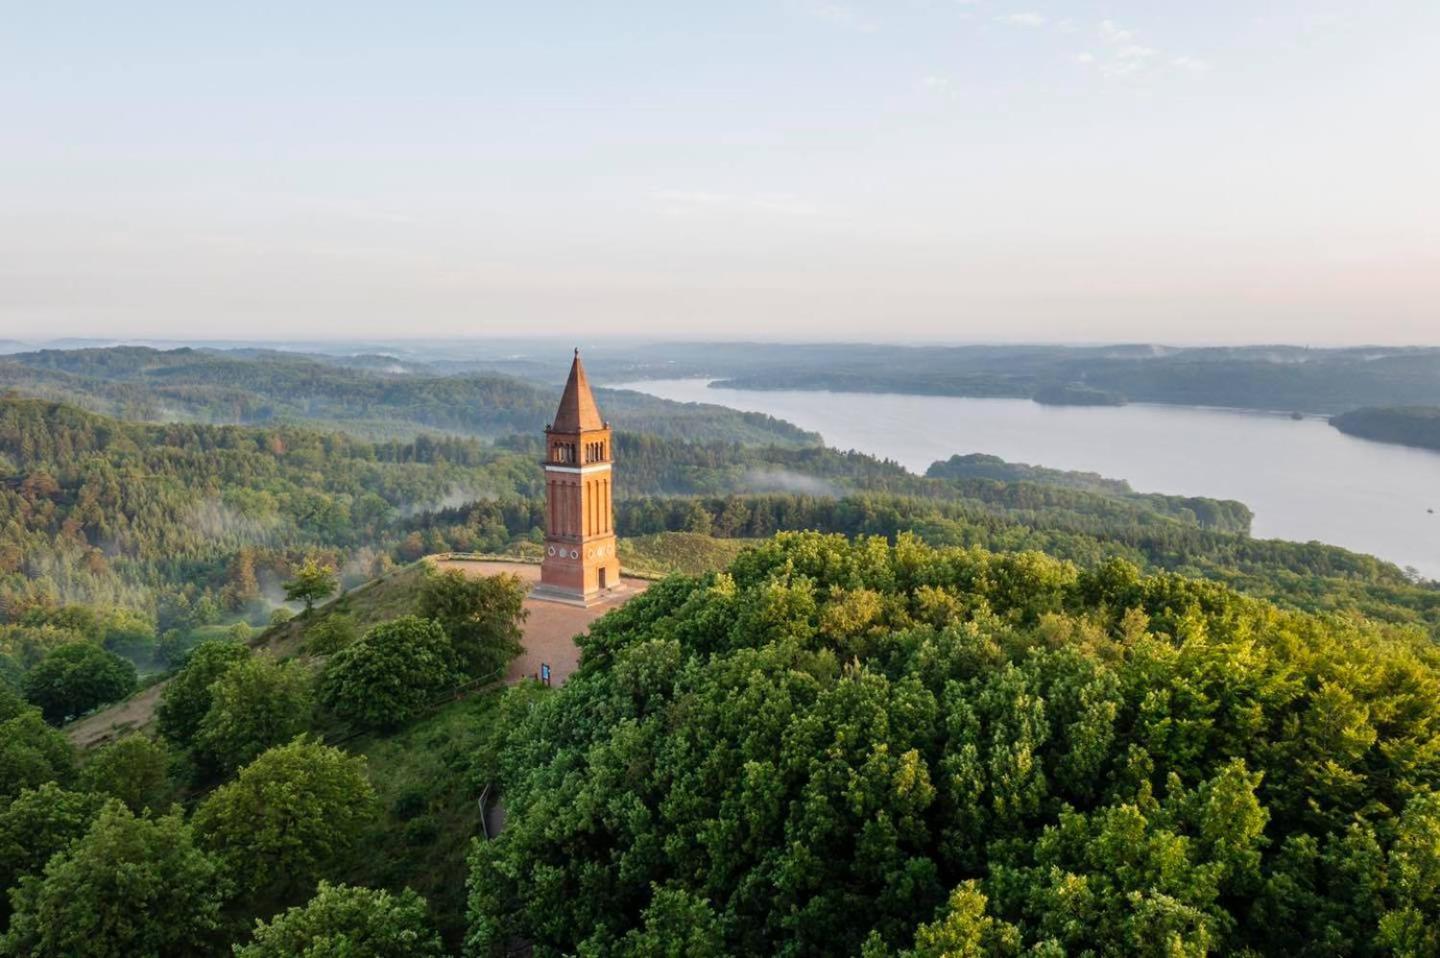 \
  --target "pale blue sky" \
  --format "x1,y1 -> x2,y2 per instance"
3,1 -> 1437,343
